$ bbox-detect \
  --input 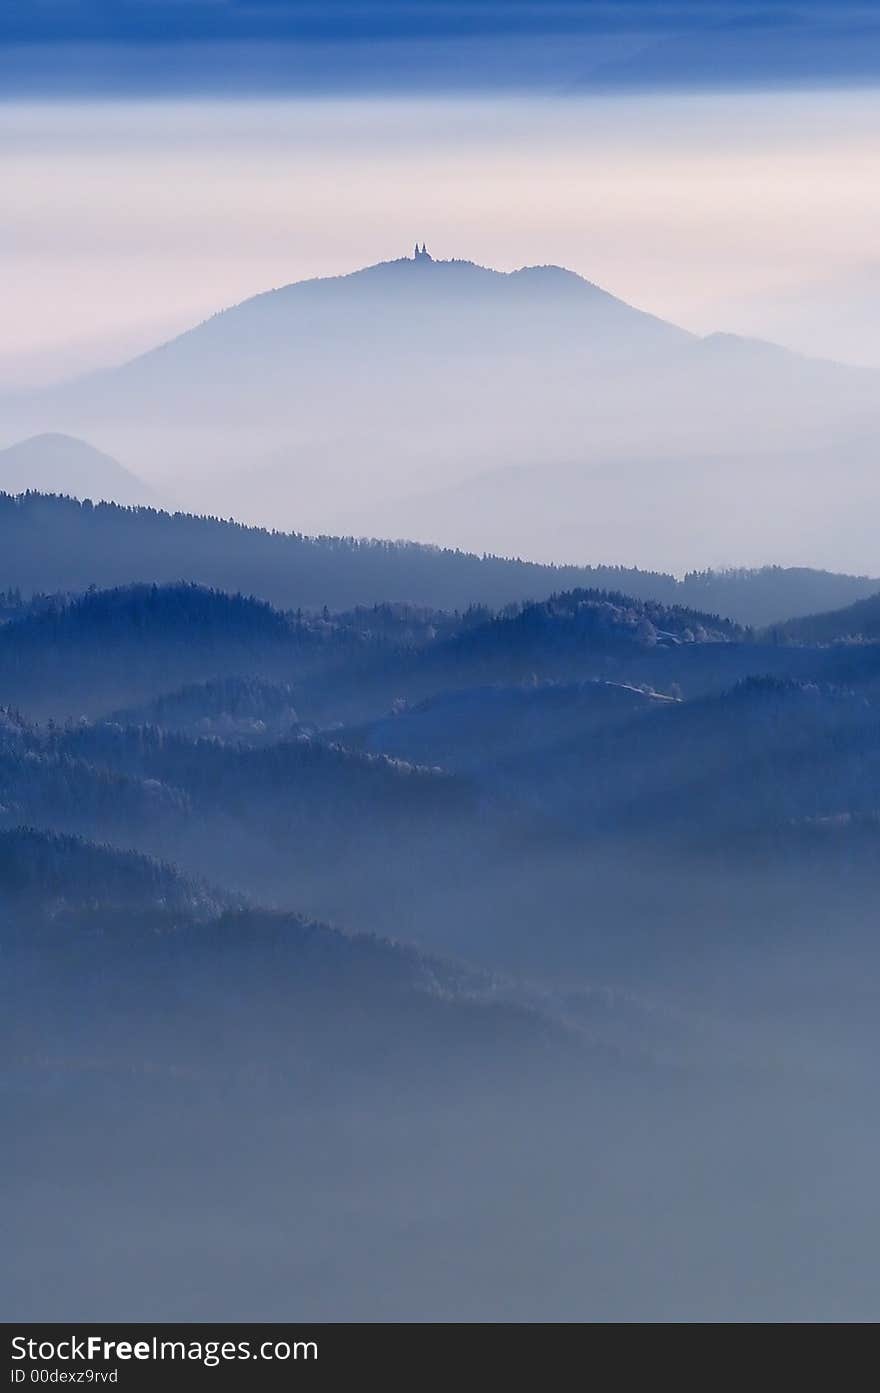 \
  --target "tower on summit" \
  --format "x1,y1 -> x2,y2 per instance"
413,242 -> 432,261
